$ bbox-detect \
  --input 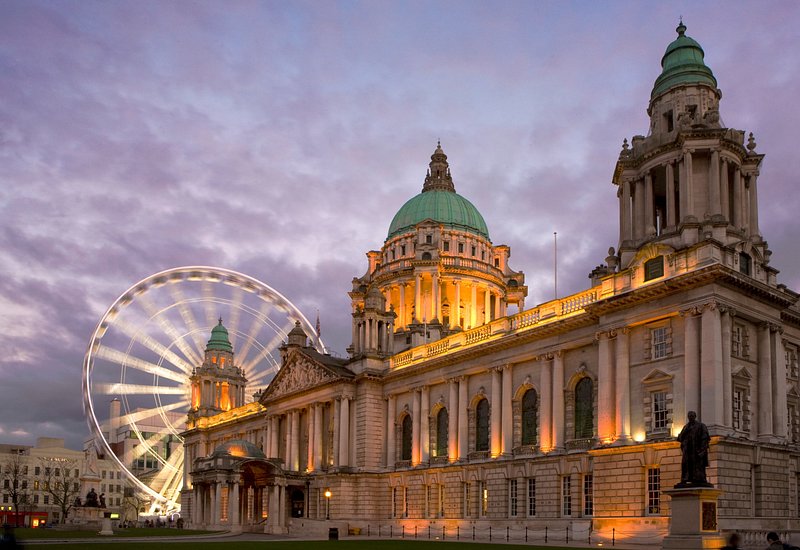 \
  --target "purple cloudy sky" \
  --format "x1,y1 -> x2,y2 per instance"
1,1 -> 799,450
